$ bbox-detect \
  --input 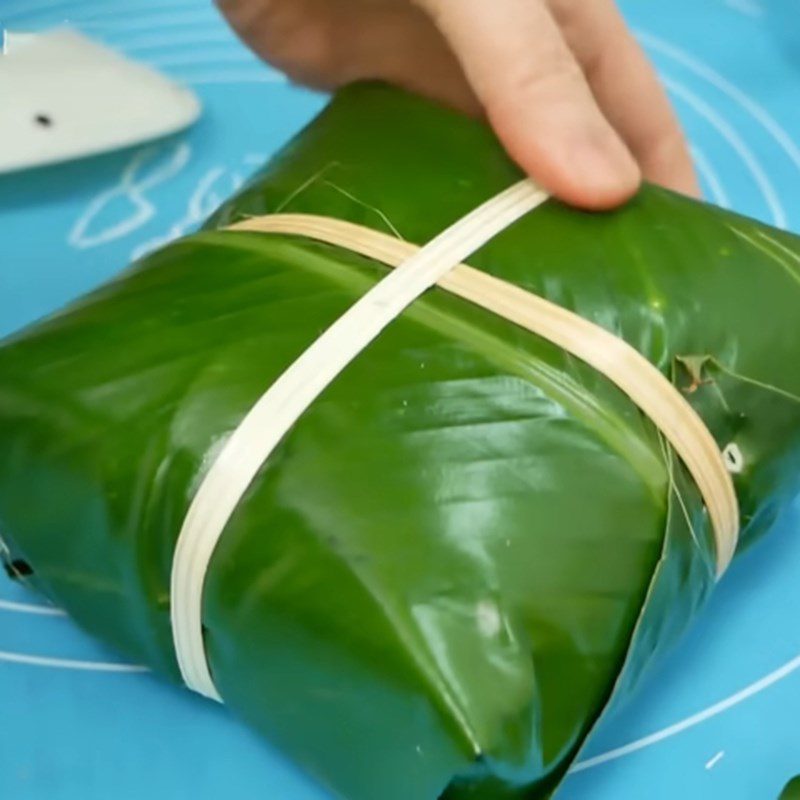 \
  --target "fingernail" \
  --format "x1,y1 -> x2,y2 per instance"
564,127 -> 640,208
